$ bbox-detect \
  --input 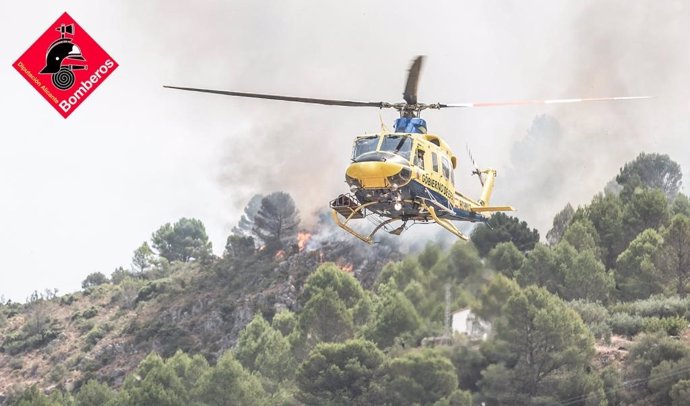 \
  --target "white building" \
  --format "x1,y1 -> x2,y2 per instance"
452,308 -> 491,341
